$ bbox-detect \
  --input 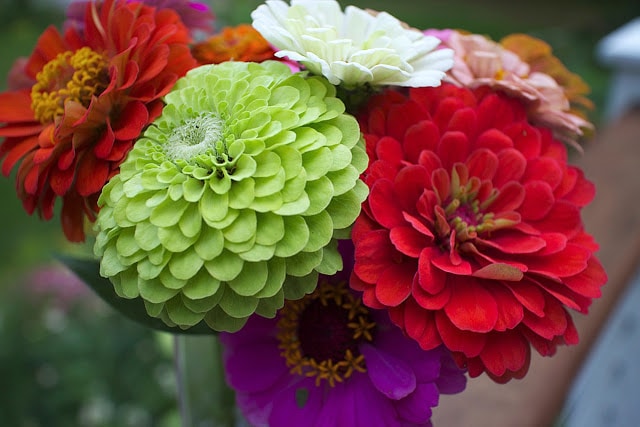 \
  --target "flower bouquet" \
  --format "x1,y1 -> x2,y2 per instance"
0,0 -> 607,425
